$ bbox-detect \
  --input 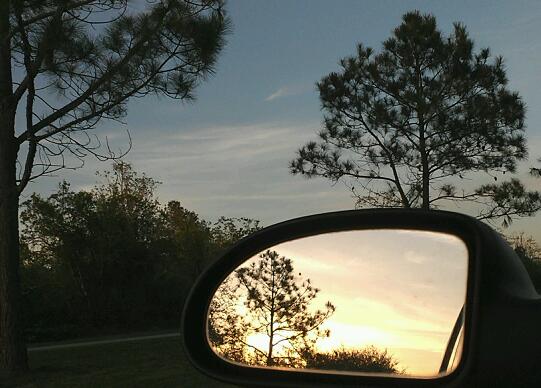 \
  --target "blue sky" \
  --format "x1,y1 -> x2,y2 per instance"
27,0 -> 541,239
